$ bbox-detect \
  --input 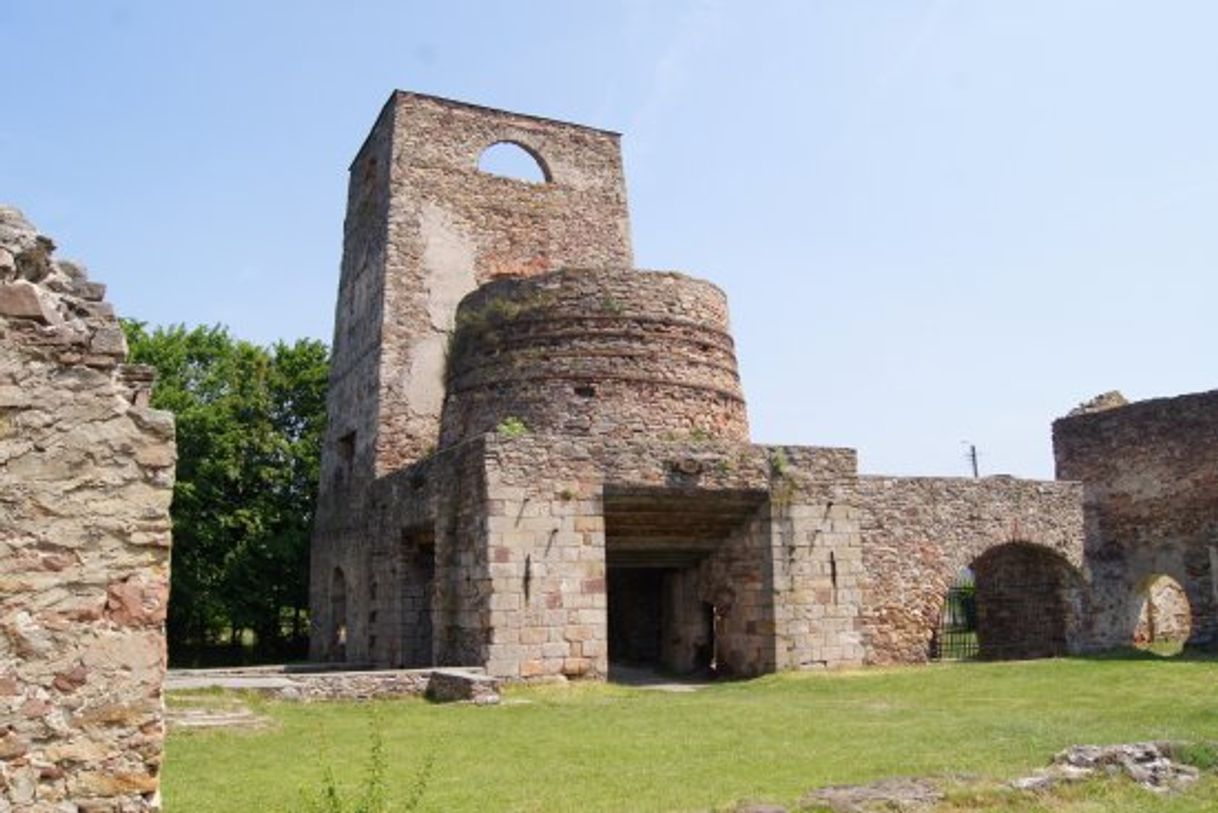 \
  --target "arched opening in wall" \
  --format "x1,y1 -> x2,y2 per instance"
931,543 -> 1081,662
329,567 -> 348,662
477,141 -> 551,183
1133,573 -> 1192,656
932,568 -> 978,661
400,527 -> 436,668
